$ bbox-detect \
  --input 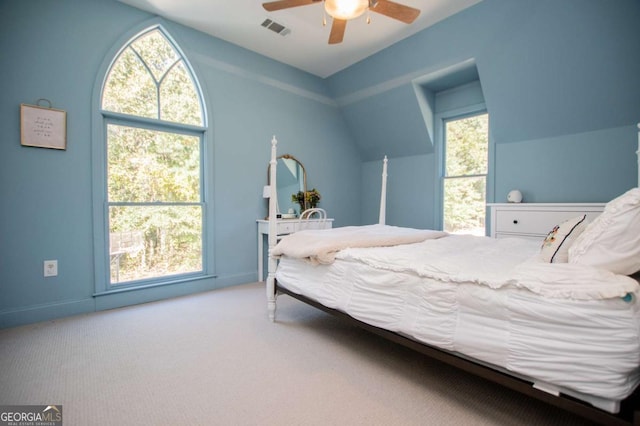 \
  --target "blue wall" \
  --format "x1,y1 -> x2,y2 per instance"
0,0 -> 360,327
2,0 -> 639,327
330,0 -> 640,228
